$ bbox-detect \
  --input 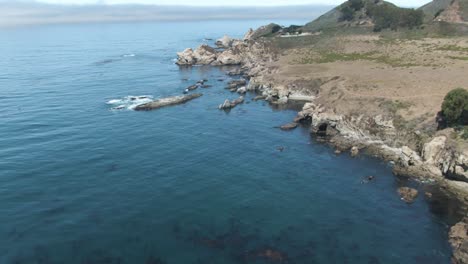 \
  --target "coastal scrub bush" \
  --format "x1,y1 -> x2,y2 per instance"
441,88 -> 468,126
349,0 -> 364,11
340,5 -> 356,21
462,126 -> 468,140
